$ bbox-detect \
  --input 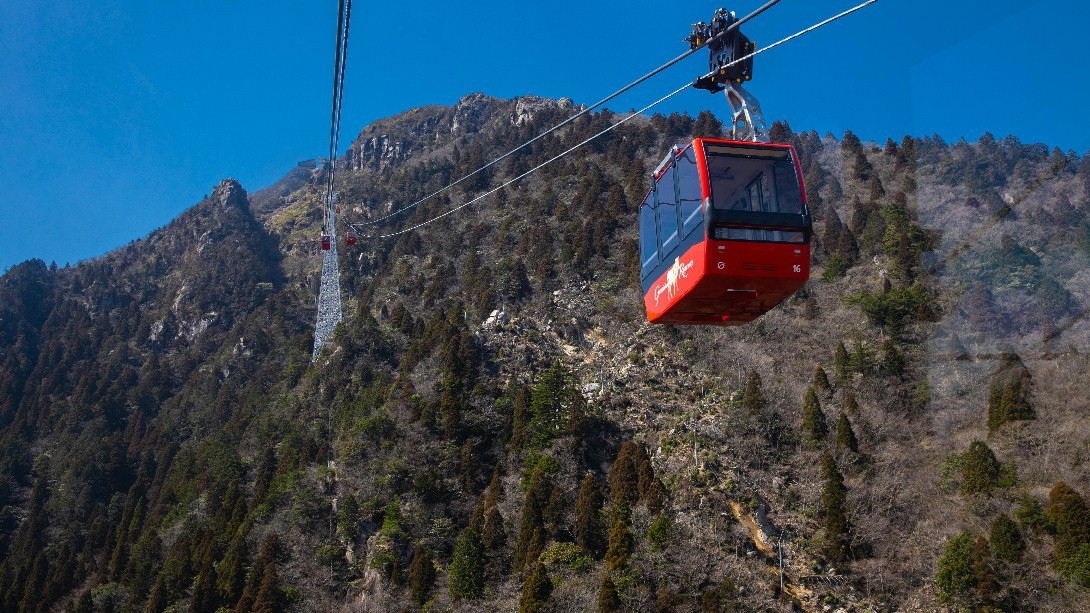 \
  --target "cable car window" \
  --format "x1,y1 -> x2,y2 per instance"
745,173 -> 775,212
657,161 -> 679,255
773,162 -> 803,215
712,227 -> 806,243
677,148 -> 703,237
640,191 -> 659,278
705,147 -> 803,215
